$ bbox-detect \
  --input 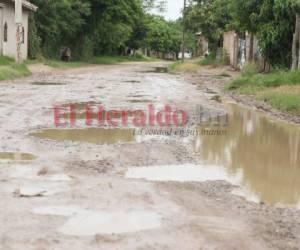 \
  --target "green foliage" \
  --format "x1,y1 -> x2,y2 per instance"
30,0 -> 179,59
28,13 -> 41,59
229,0 -> 299,67
186,0 -> 232,49
186,0 -> 300,67
31,0 -> 90,57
